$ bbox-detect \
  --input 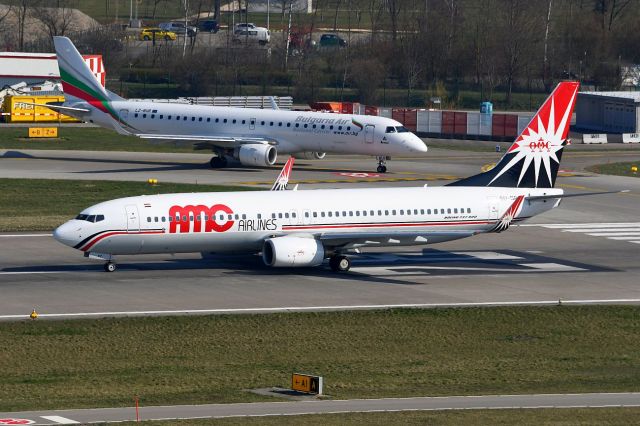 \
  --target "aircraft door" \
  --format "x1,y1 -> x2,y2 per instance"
125,205 -> 140,231
487,197 -> 499,220
119,109 -> 129,124
364,125 -> 375,144
250,118 -> 256,130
